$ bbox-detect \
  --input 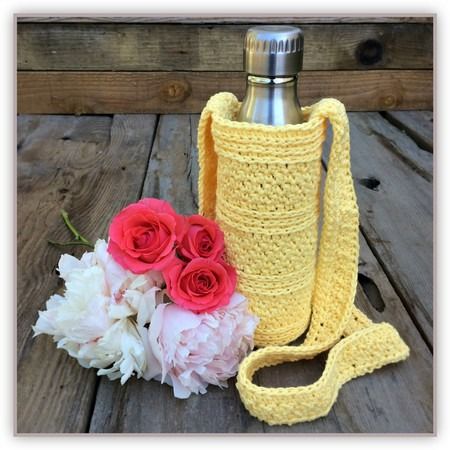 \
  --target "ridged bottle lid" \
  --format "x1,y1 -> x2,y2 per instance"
243,25 -> 304,77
